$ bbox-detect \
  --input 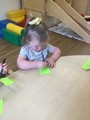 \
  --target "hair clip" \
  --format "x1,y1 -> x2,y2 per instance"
28,17 -> 42,25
